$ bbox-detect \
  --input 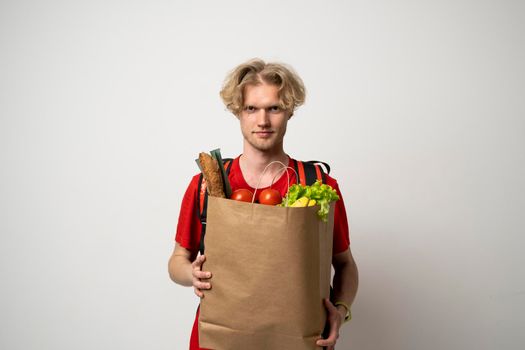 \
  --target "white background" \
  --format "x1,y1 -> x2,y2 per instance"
1,0 -> 524,349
